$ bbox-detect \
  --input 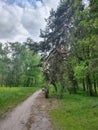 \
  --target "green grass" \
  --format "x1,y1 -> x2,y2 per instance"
49,92 -> 98,130
0,86 -> 38,118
